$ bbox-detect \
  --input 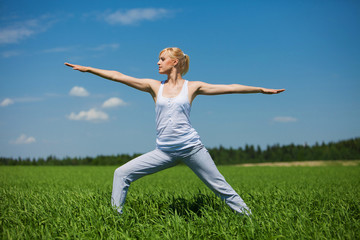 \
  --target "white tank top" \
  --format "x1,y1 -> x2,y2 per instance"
155,80 -> 202,151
